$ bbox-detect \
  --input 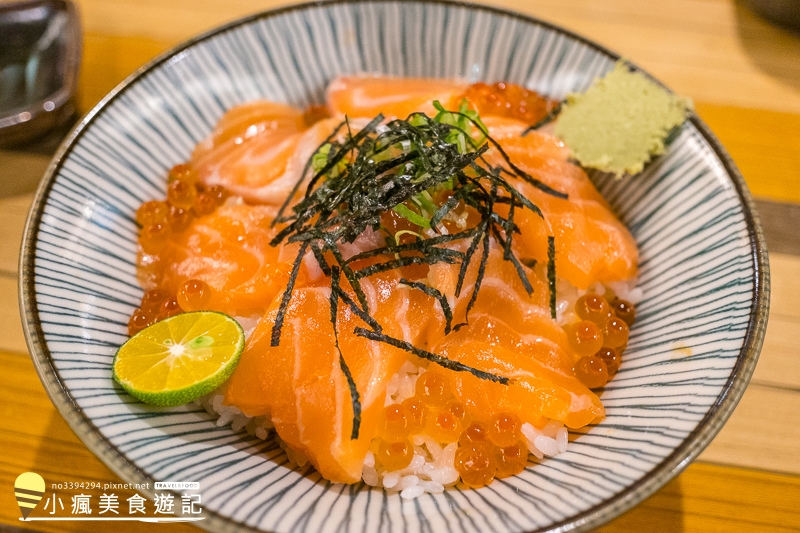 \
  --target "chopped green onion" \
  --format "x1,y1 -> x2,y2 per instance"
392,203 -> 432,228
